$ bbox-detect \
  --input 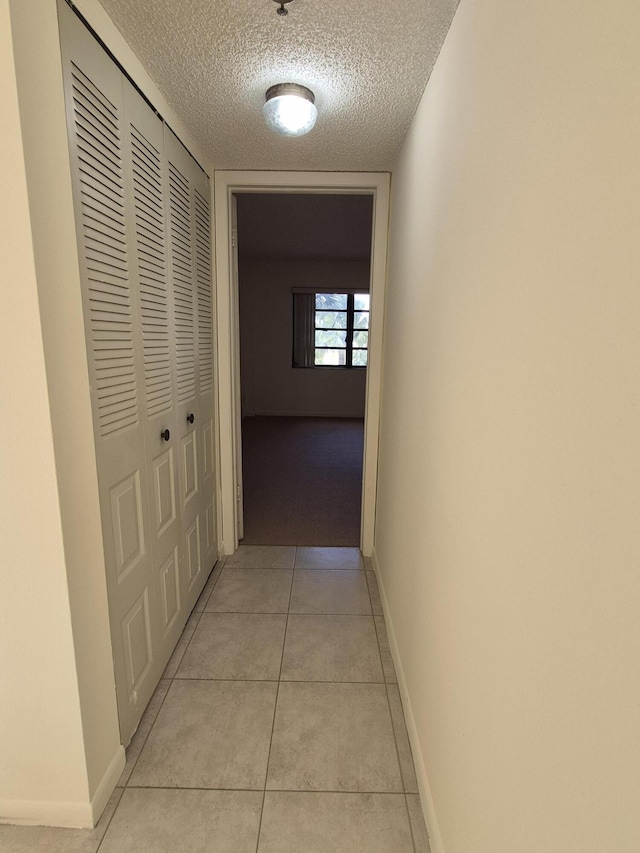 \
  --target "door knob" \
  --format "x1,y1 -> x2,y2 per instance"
160,429 -> 170,441
187,413 -> 195,424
